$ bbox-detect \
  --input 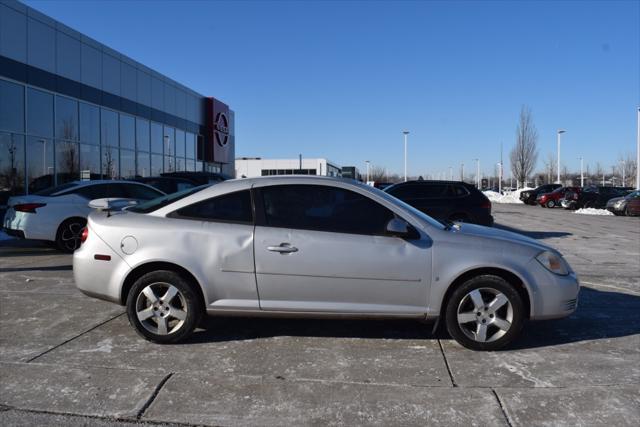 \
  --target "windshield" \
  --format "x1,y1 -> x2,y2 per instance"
128,184 -> 210,214
34,182 -> 79,196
